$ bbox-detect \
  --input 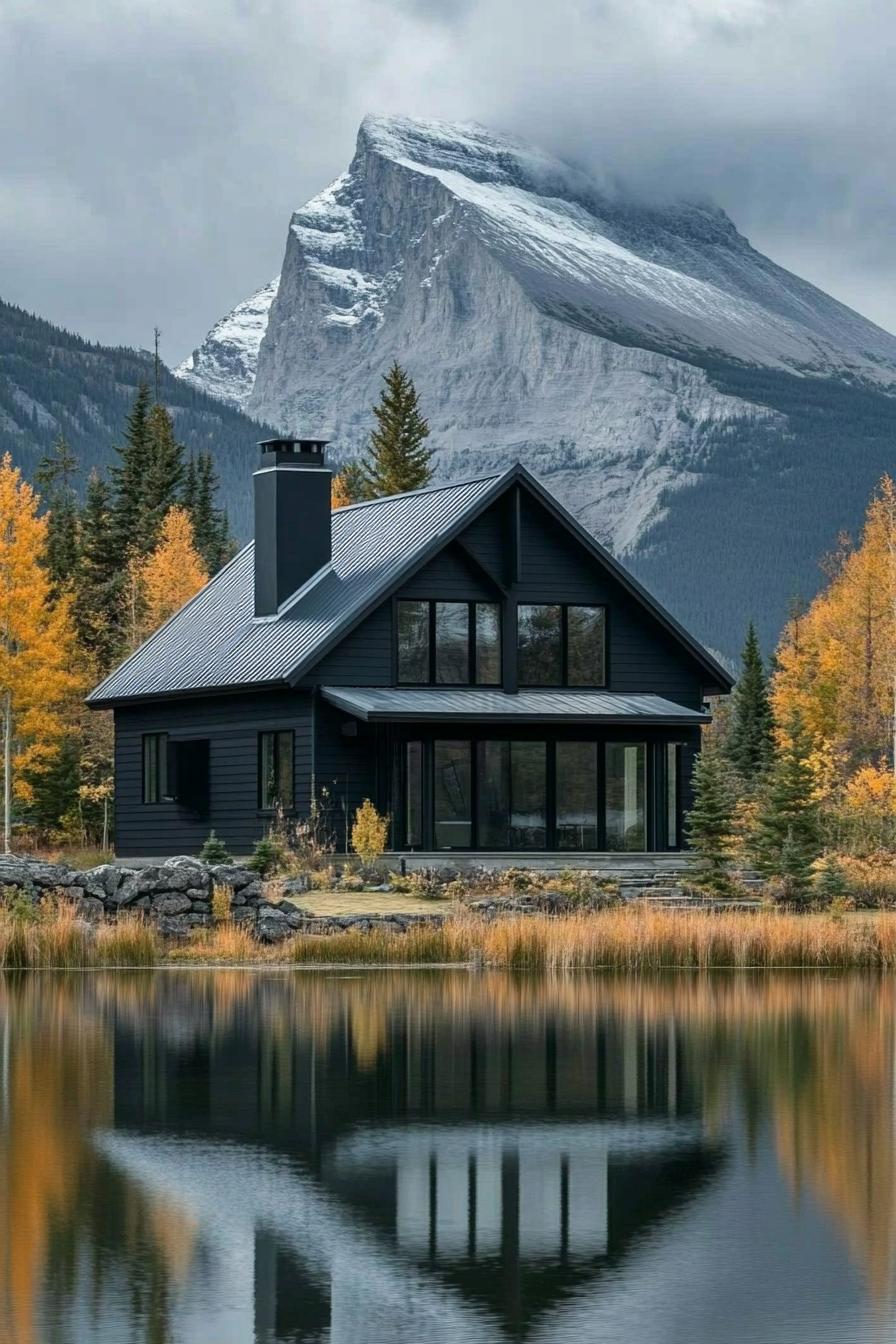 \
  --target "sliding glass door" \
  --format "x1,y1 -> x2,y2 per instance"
433,741 -> 472,848
476,741 -> 547,849
556,742 -> 599,849
605,743 -> 646,851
